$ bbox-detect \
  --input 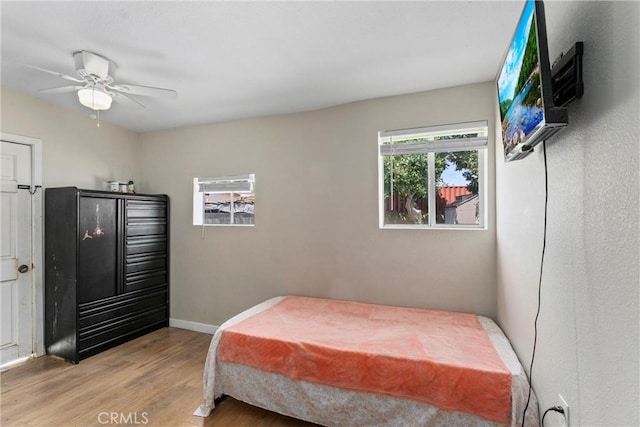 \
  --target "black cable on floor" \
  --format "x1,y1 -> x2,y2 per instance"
542,406 -> 565,426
